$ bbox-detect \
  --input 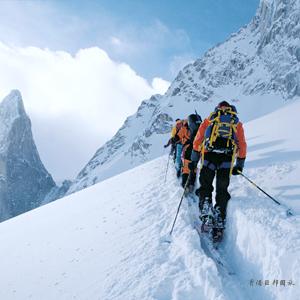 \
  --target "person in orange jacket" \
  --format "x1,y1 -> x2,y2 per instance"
172,119 -> 188,177
177,114 -> 202,190
164,119 -> 183,163
189,101 -> 247,241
